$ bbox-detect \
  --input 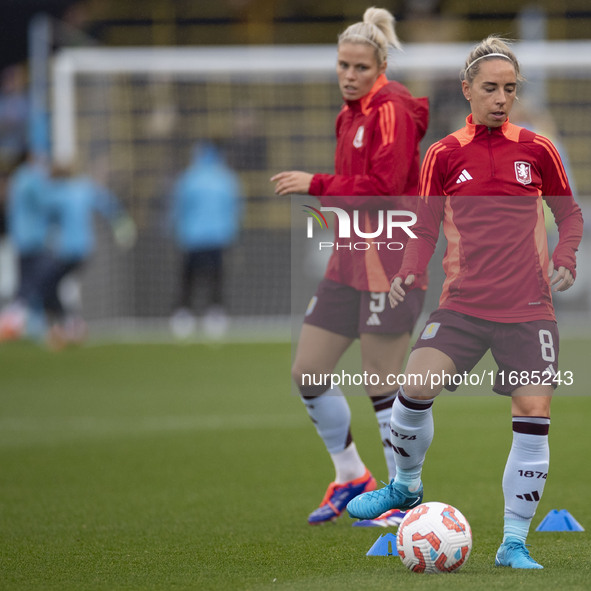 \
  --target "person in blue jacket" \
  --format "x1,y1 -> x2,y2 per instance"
39,161 -> 135,347
0,151 -> 50,340
169,141 -> 242,338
